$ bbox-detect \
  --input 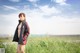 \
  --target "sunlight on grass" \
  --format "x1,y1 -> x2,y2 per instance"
0,36 -> 80,53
